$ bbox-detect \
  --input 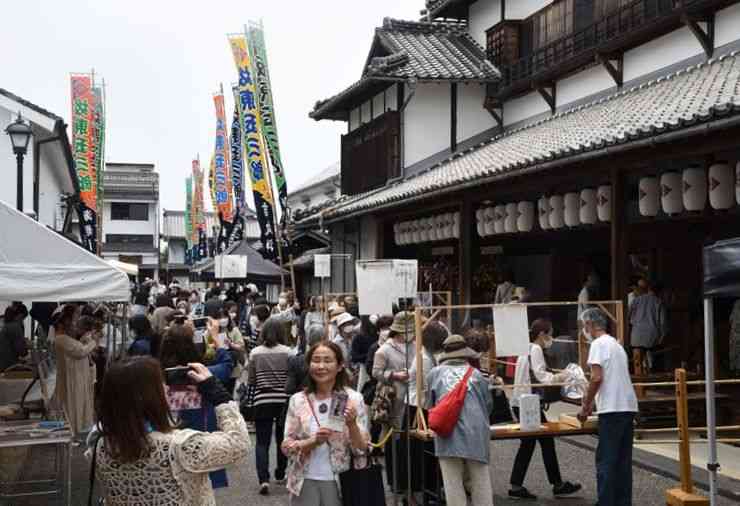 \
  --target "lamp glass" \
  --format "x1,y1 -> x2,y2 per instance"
5,115 -> 32,154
